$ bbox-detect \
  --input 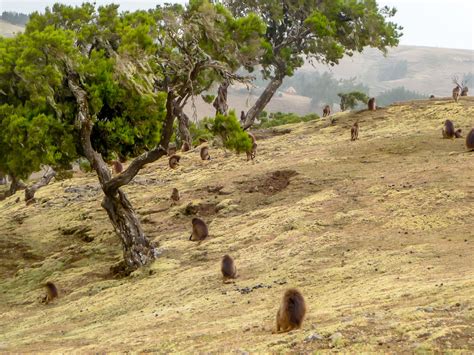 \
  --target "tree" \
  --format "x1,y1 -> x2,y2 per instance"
338,91 -> 369,111
153,0 -> 265,147
225,0 -> 402,129
376,86 -> 426,106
